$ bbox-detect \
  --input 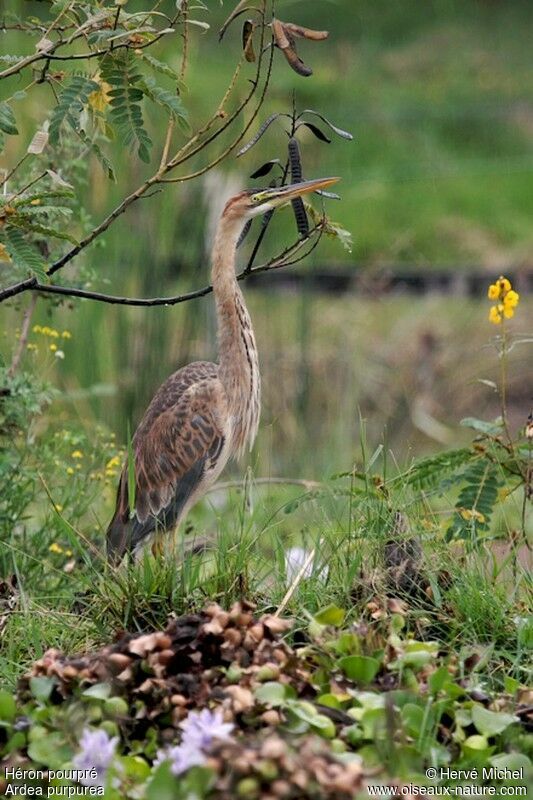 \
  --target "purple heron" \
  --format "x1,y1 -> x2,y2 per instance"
106,176 -> 339,562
